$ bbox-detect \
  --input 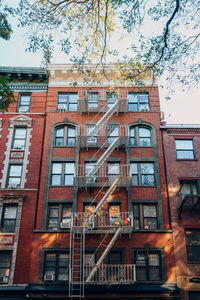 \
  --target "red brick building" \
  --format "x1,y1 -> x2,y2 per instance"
0,64 -> 179,299
161,124 -> 200,300
0,67 -> 48,298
